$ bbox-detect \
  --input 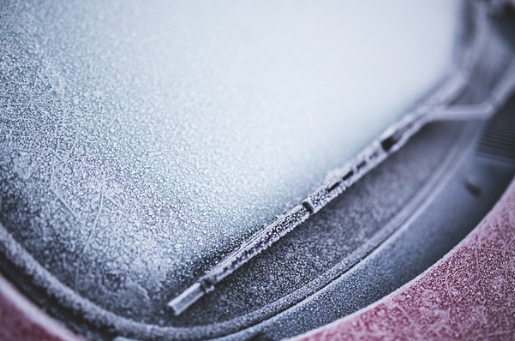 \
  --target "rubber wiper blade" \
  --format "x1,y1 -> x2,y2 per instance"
168,17 -> 515,316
